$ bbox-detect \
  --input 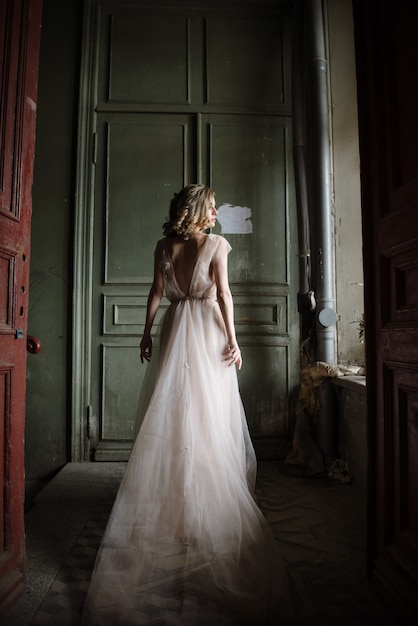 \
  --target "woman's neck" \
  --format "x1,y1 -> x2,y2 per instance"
189,230 -> 206,240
